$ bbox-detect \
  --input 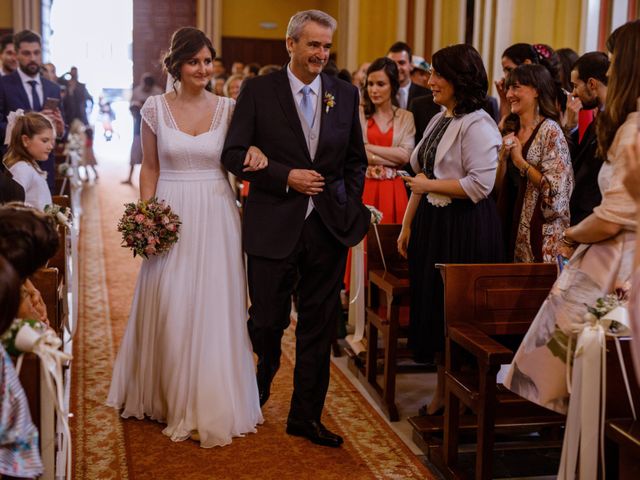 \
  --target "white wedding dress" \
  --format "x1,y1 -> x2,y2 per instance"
107,94 -> 263,447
